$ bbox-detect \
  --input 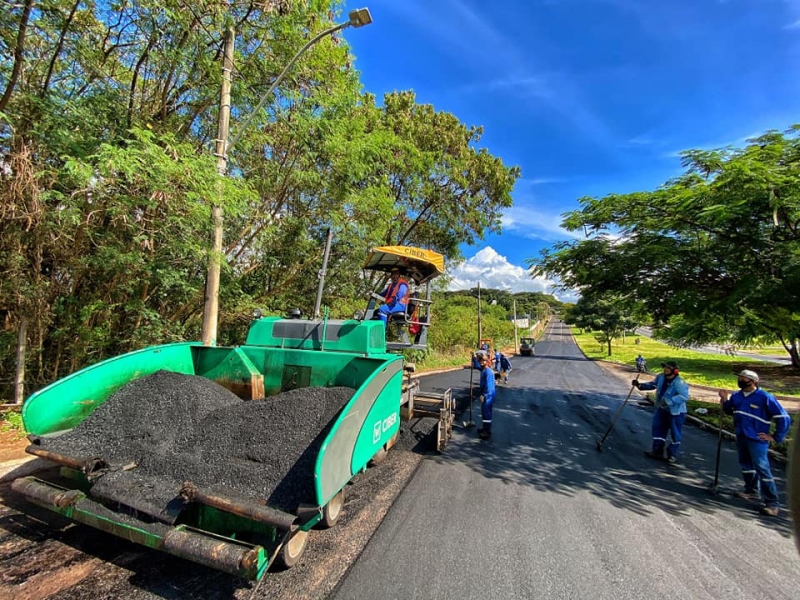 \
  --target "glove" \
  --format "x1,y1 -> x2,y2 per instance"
479,395 -> 485,403
631,380 -> 640,388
